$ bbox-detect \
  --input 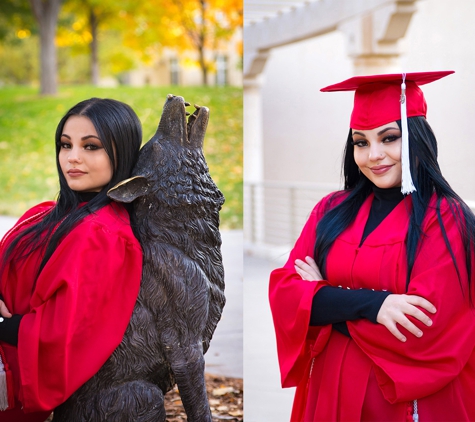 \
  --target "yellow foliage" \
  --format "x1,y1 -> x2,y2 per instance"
55,0 -> 242,79
171,27 -> 183,37
182,57 -> 199,68
121,0 -> 242,65
82,31 -> 93,43
17,29 -> 31,39
235,38 -> 242,56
